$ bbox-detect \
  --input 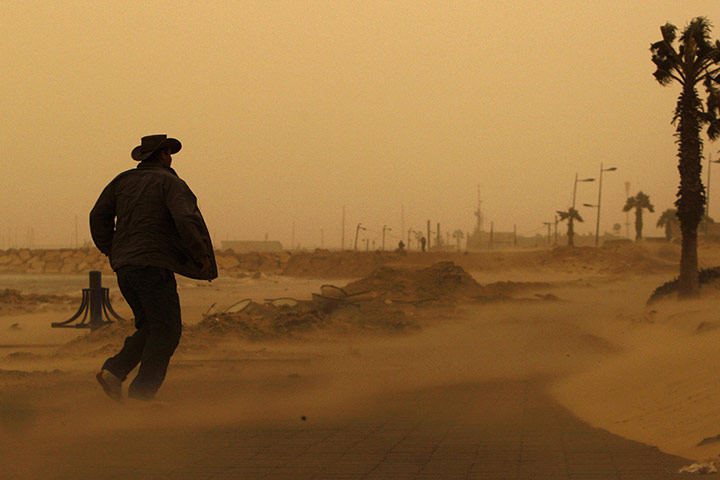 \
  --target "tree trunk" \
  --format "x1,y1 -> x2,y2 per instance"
678,226 -> 700,296
665,223 -> 672,241
676,84 -> 704,298
635,209 -> 643,241
567,218 -> 574,247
